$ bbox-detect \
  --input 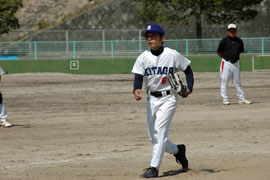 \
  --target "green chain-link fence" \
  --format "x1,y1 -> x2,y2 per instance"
0,37 -> 270,60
